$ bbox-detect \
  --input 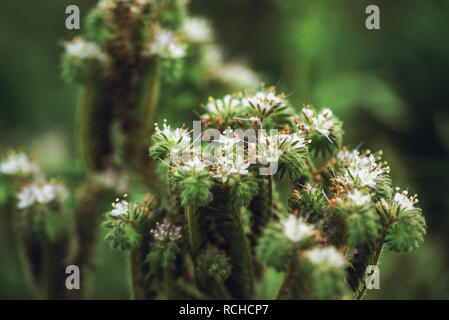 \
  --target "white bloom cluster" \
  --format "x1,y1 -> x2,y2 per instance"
212,155 -> 250,183
146,29 -> 186,59
258,130 -> 309,163
306,247 -> 345,268
154,122 -> 191,150
65,37 -> 105,60
337,149 -> 384,188
181,156 -> 209,173
157,124 -> 309,182
183,17 -> 213,43
0,152 -> 39,177
205,95 -> 241,115
17,181 -> 68,209
243,89 -> 287,114
393,191 -> 417,211
281,215 -> 315,242
302,107 -> 335,141
347,189 -> 371,206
